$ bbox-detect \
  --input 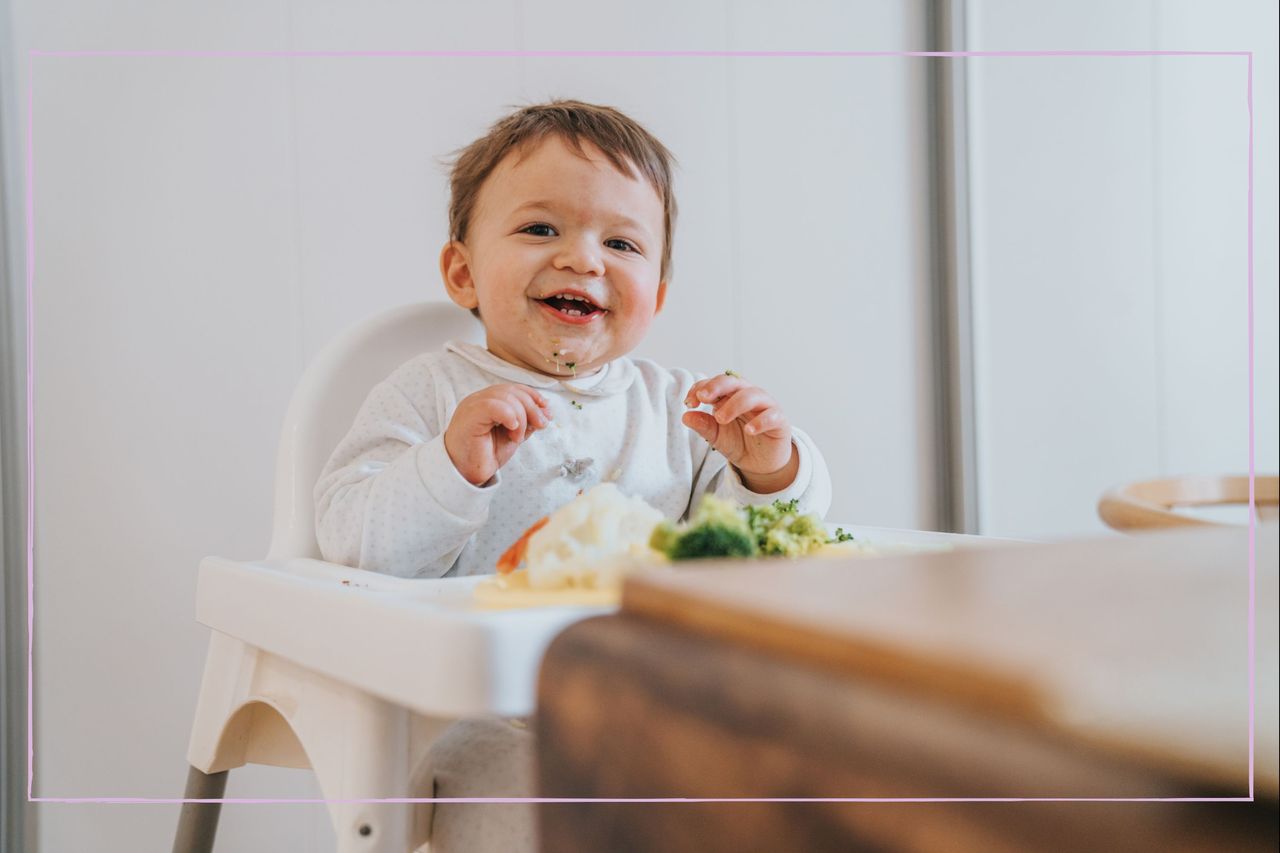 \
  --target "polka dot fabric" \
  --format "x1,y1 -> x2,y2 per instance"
314,342 -> 831,578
